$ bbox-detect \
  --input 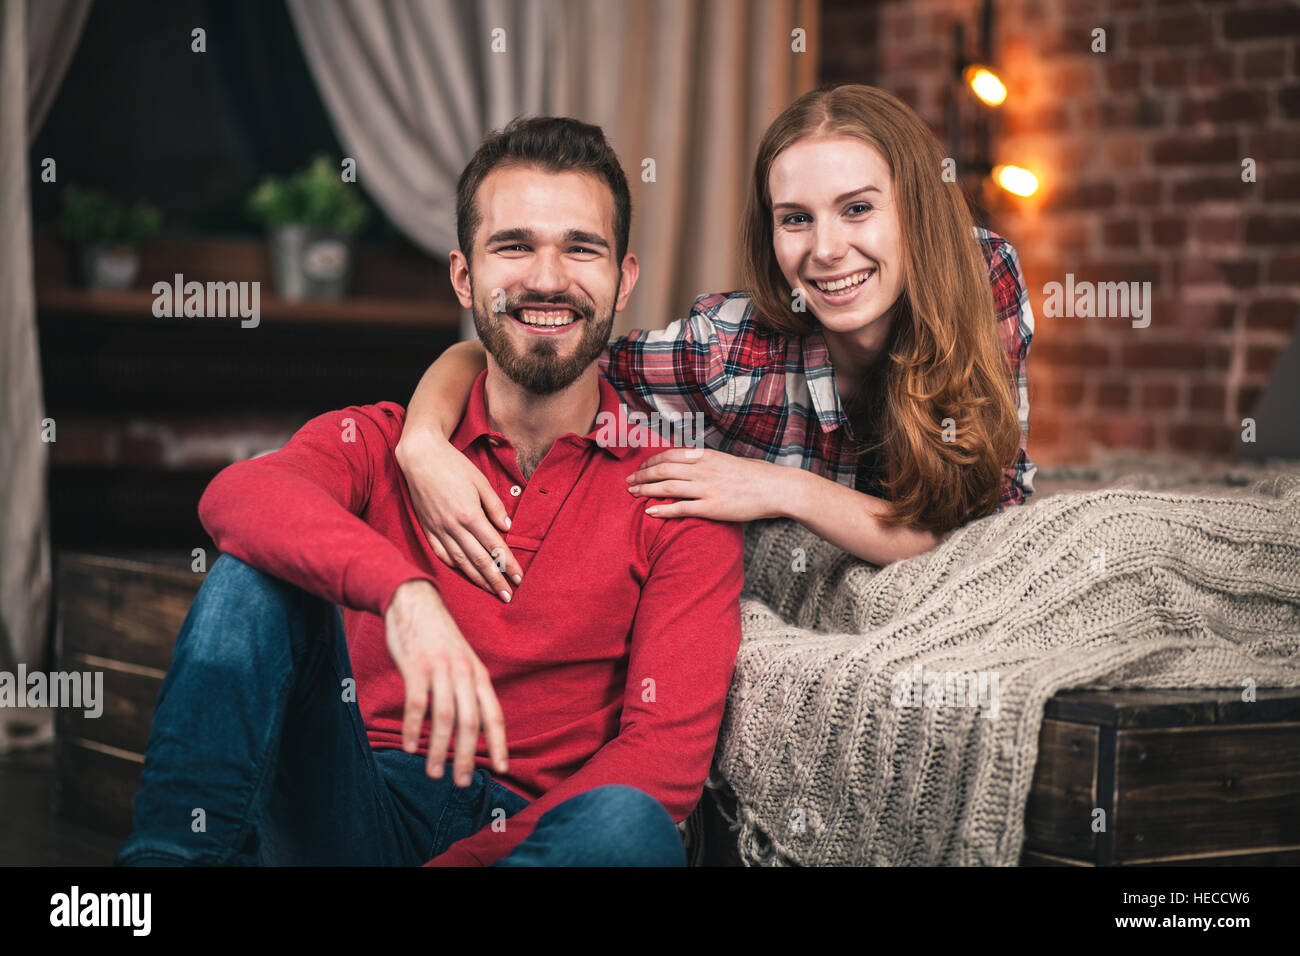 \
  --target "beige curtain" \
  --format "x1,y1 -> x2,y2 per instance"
557,0 -> 819,333
286,0 -> 557,258
0,0 -> 93,672
287,0 -> 818,335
